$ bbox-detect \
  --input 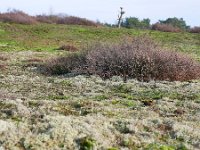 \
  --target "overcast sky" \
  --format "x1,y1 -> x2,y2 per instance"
0,0 -> 199,26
